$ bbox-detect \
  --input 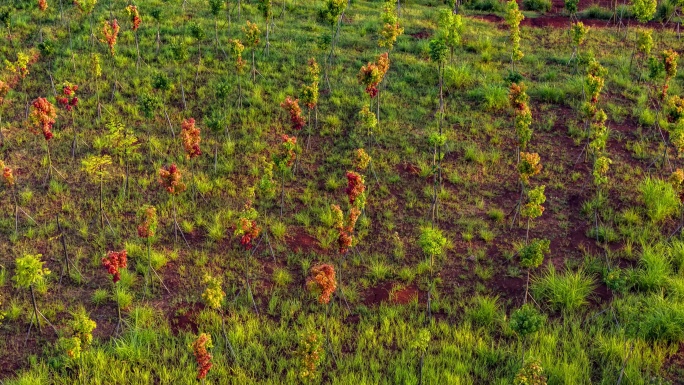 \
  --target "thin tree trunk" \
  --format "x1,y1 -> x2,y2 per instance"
99,177 -> 104,229
280,169 -> 285,219
57,213 -> 70,277
30,285 -> 41,333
